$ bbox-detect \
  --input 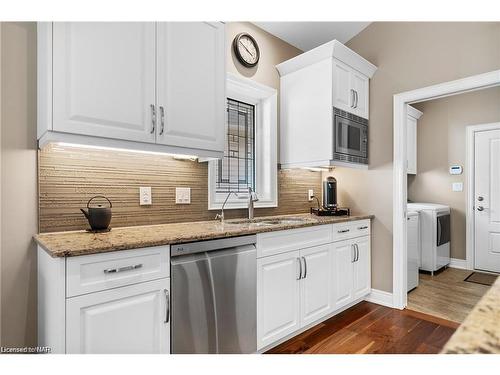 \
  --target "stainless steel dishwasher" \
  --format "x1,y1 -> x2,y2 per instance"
170,235 -> 256,354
